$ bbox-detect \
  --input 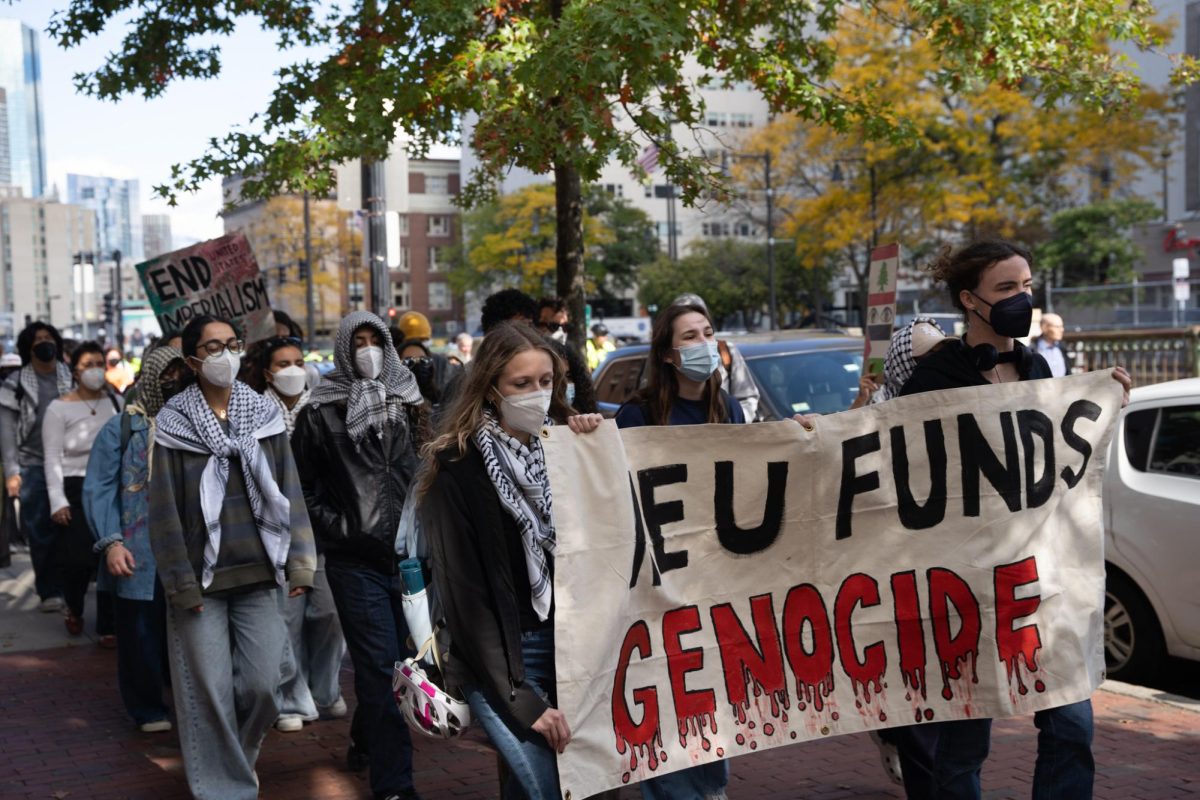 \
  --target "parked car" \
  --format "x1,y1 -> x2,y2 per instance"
1102,377 -> 1200,681
590,331 -> 864,419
